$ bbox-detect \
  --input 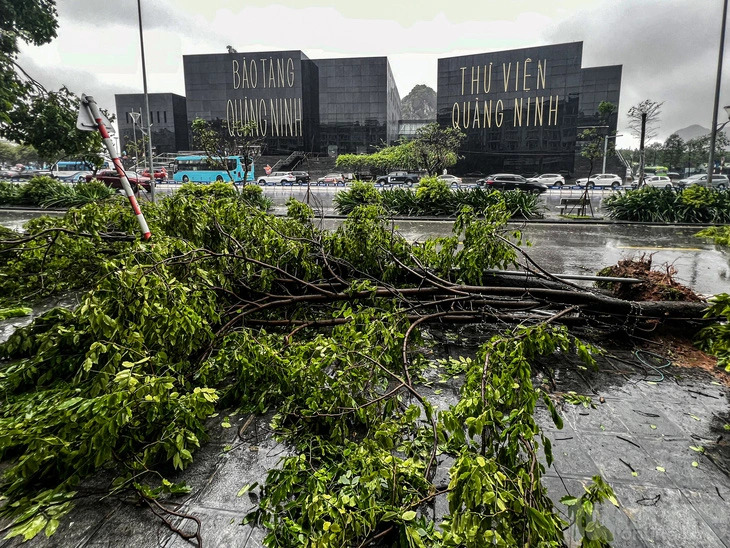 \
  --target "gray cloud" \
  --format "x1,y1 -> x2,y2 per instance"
544,0 -> 730,143
56,0 -> 199,34
15,54 -> 138,124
